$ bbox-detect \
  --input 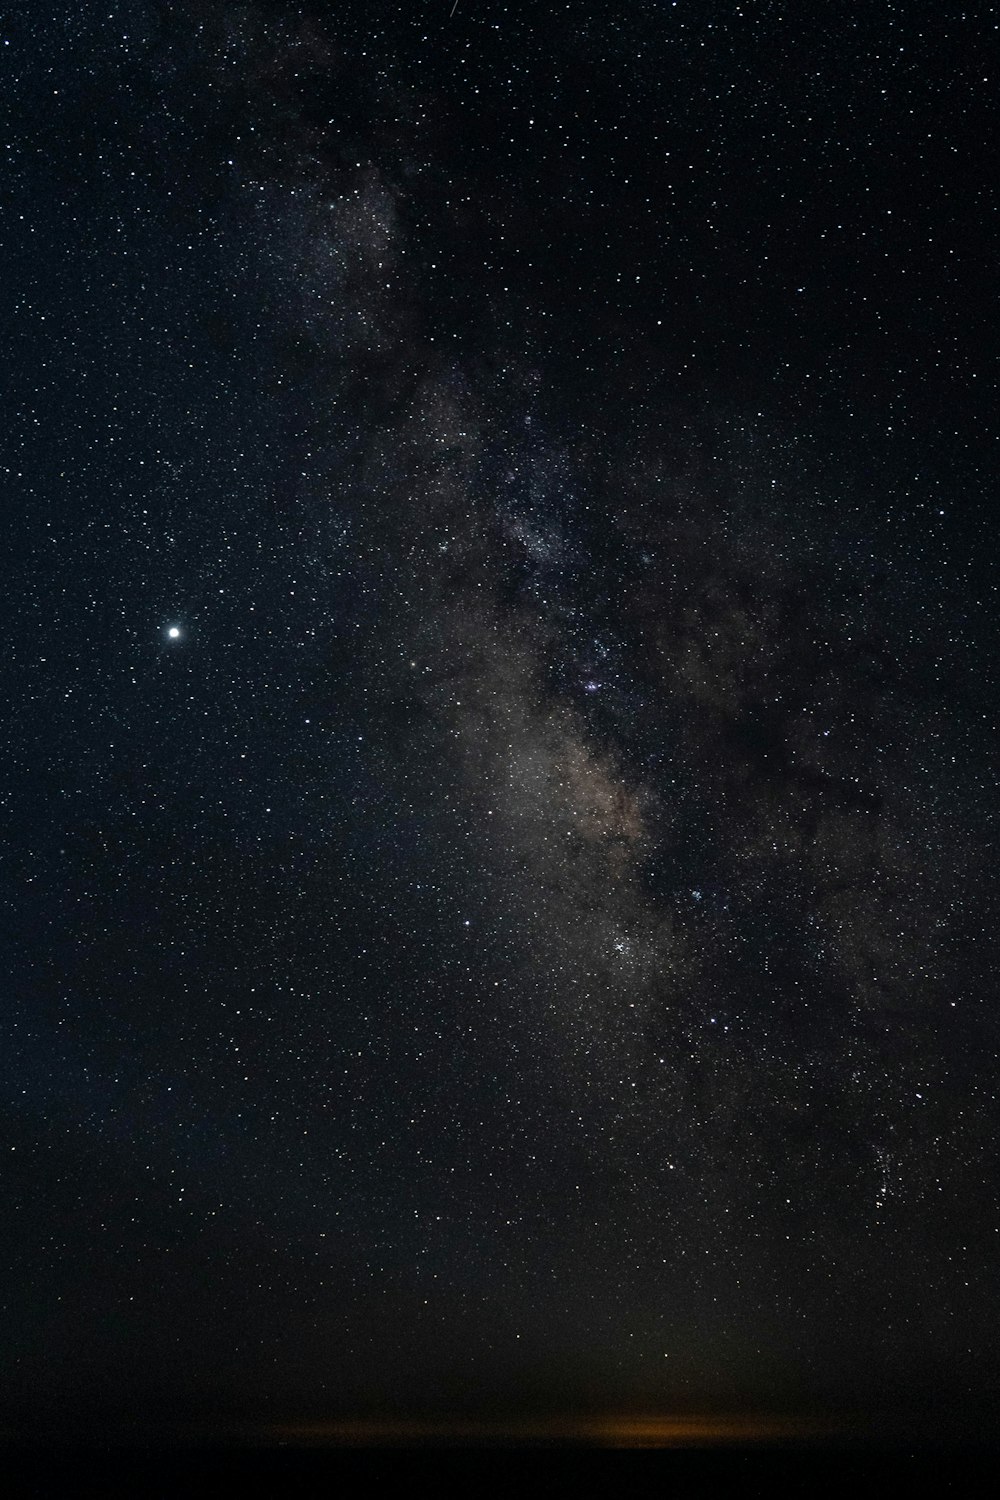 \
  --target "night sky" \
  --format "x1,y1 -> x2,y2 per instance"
3,0 -> 999,1445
